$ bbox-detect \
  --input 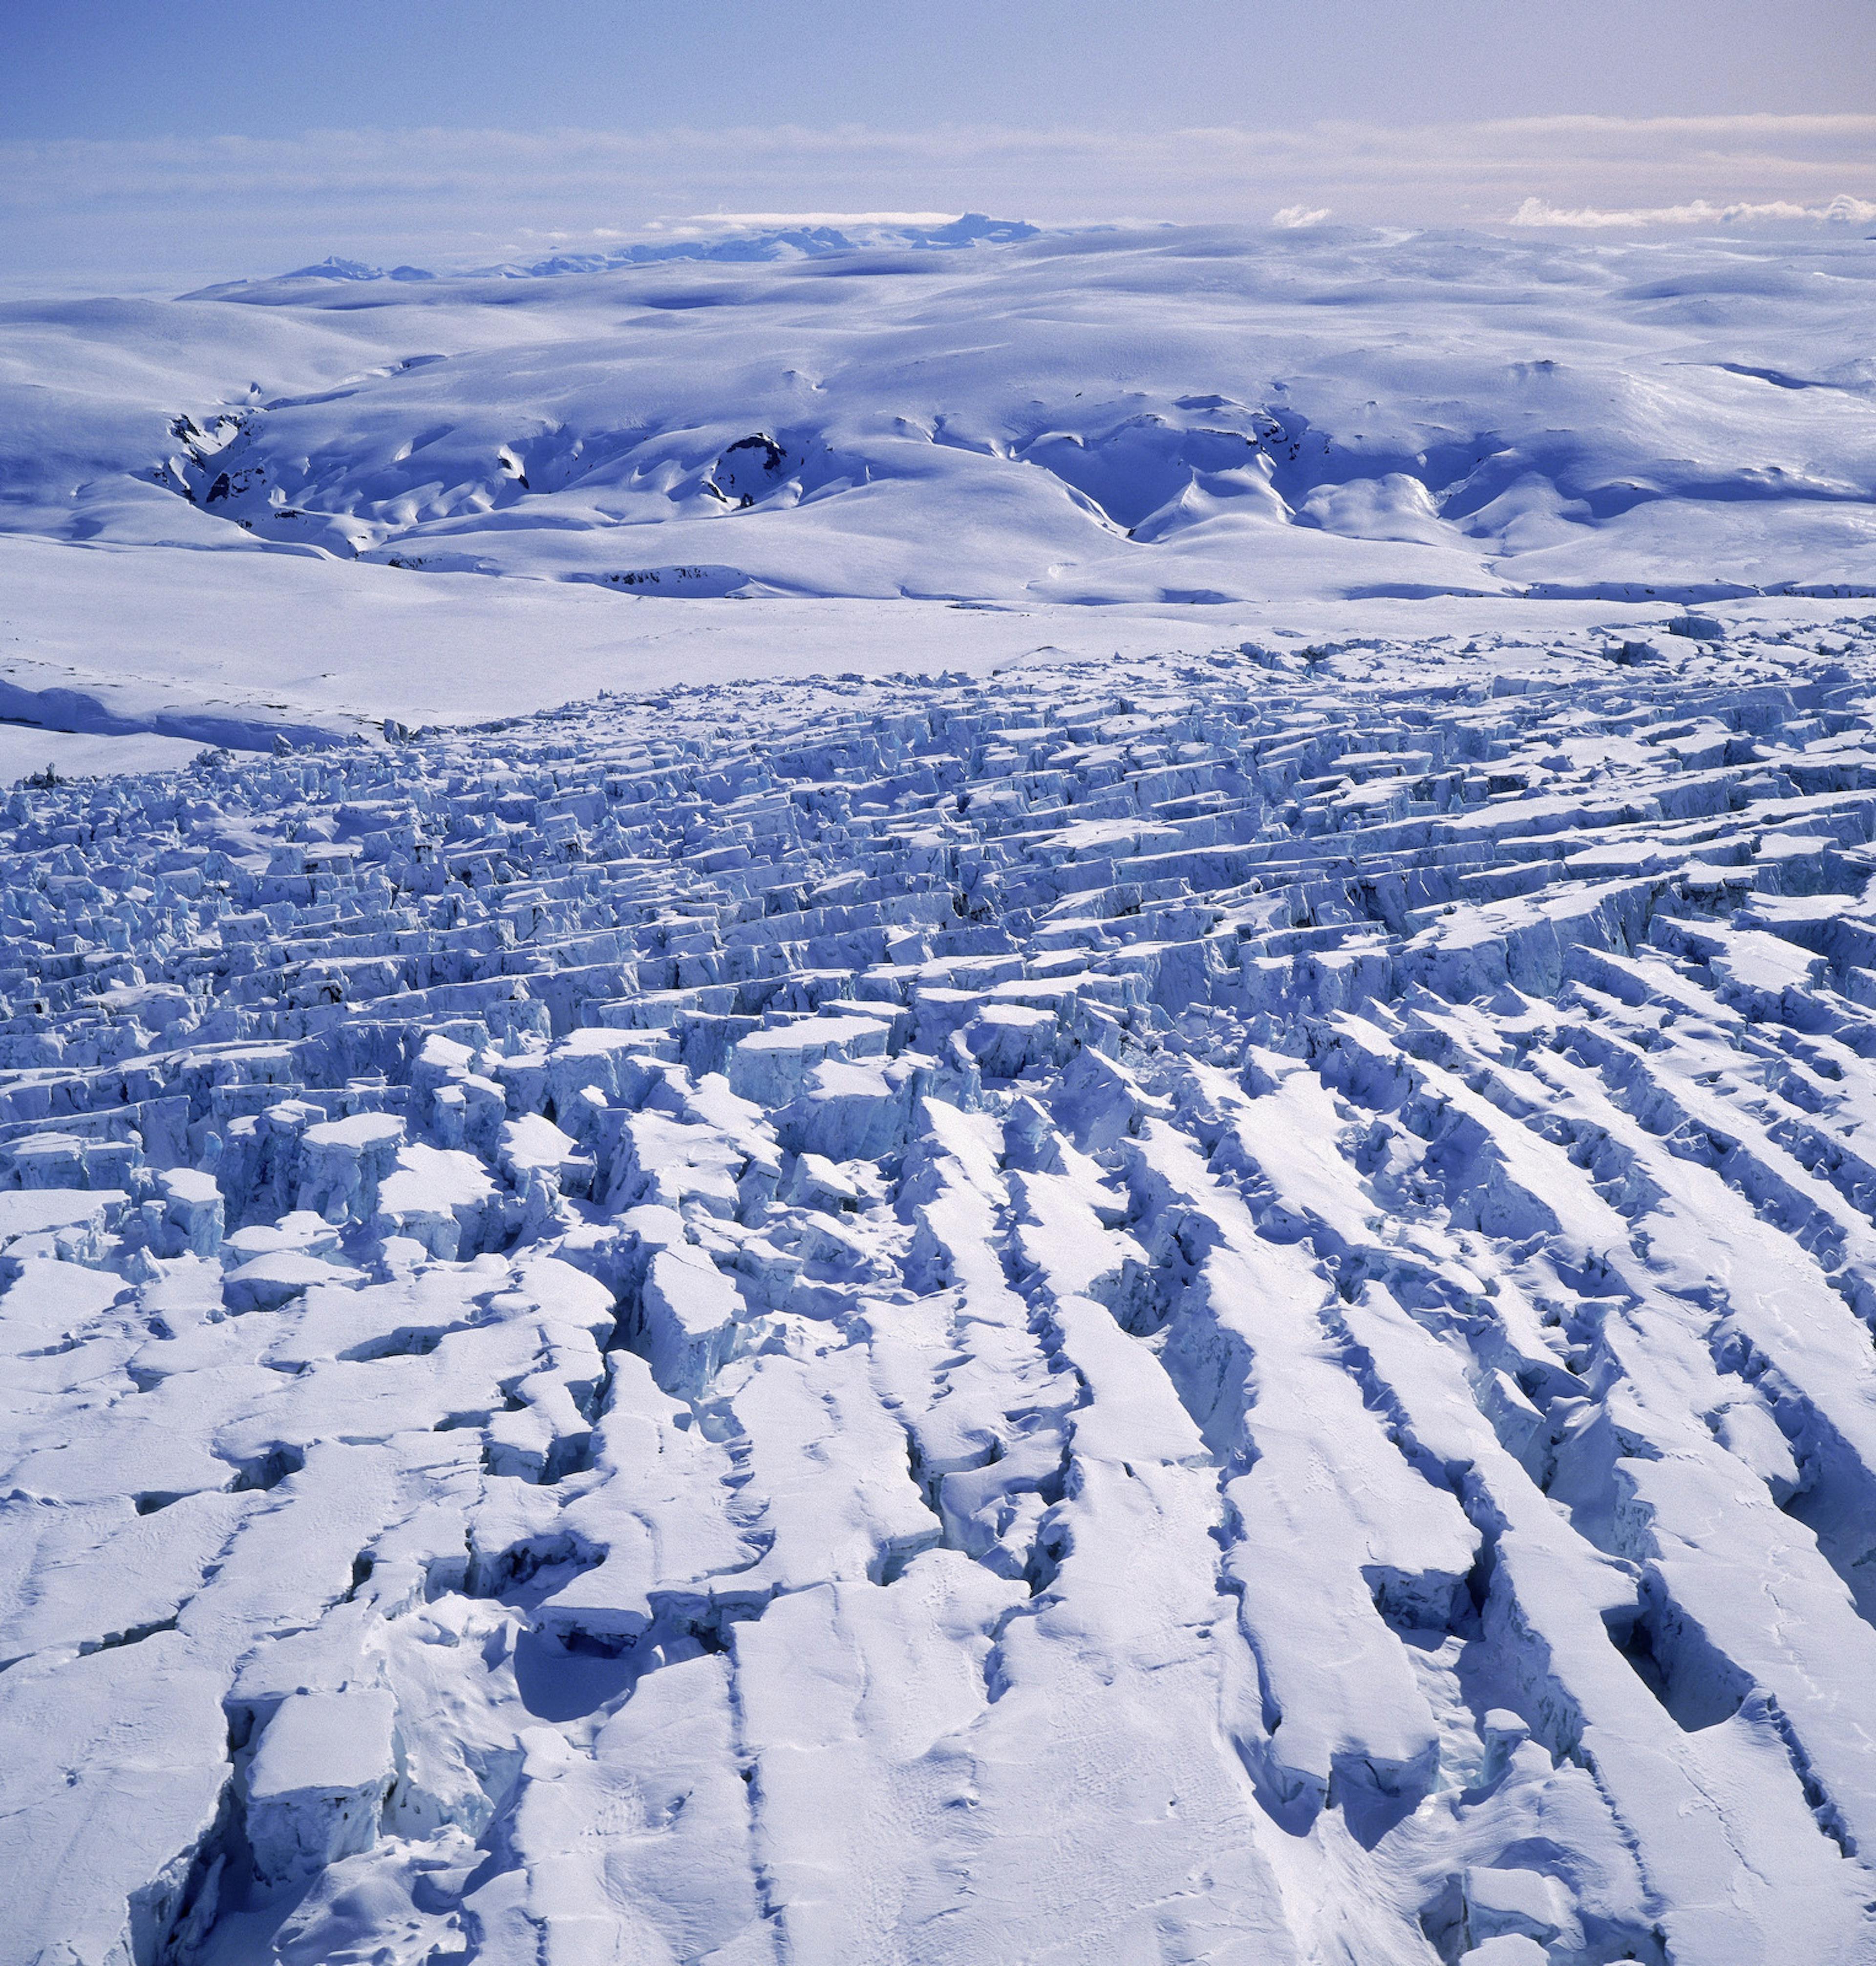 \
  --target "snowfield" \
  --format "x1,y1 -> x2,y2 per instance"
7,221 -> 1876,1965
